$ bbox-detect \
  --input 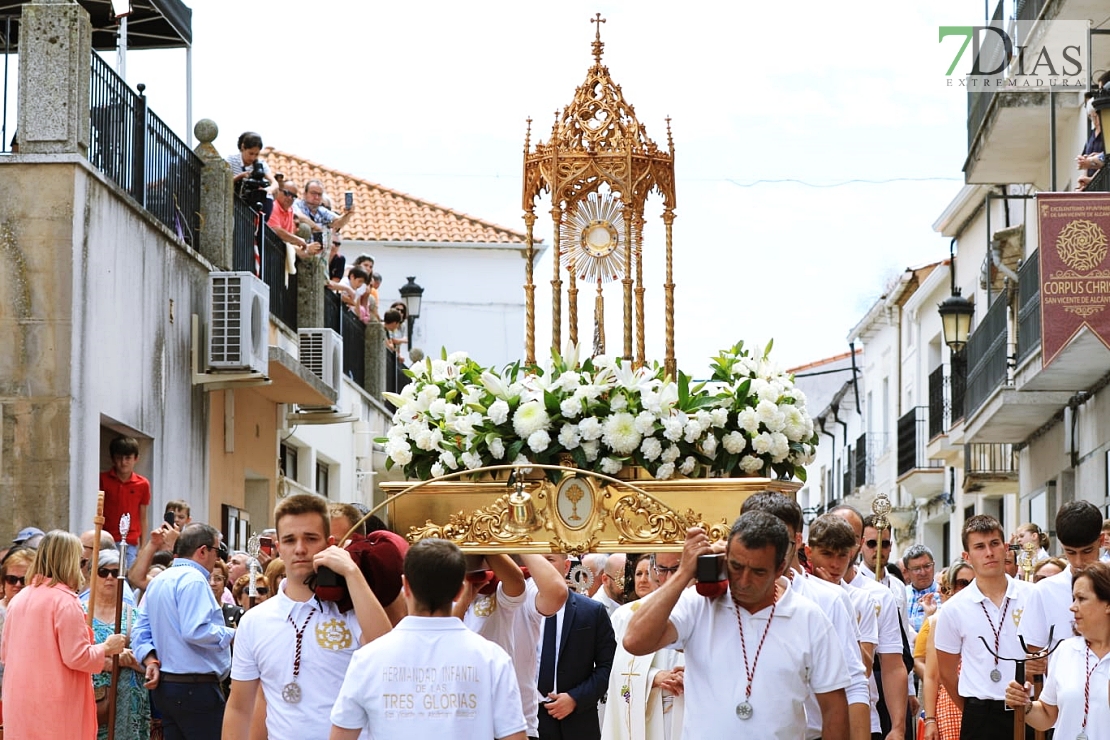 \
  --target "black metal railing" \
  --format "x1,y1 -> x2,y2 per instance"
852,432 -> 889,490
1,16 -> 15,154
1016,250 -> 1041,364
951,346 -> 967,423
341,309 -> 366,390
1087,166 -> 1110,193
897,407 -> 944,477
324,288 -> 342,334
966,292 -> 1010,416
928,366 -> 947,439
88,54 -> 201,246
854,433 -> 867,489
232,201 -> 297,329
965,442 -> 1018,477
842,445 -> 854,495
967,0 -> 1006,150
